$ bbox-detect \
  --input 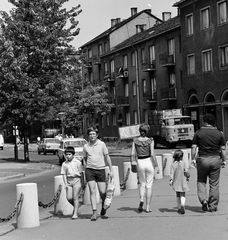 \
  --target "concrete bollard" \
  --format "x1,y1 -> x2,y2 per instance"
105,166 -> 121,196
123,162 -> 138,189
154,155 -> 163,179
54,175 -> 73,216
186,148 -> 192,167
162,153 -> 173,176
16,183 -> 40,229
83,183 -> 100,205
